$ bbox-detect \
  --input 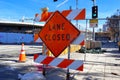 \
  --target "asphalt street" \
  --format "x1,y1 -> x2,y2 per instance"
0,42 -> 120,80
0,44 -> 42,80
